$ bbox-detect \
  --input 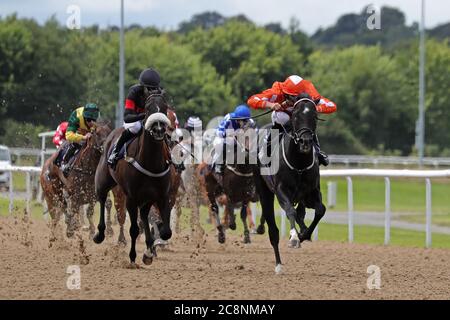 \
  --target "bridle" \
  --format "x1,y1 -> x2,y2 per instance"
280,98 -> 318,173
